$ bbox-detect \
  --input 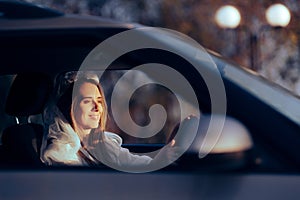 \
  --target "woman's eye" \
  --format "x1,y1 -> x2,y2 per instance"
83,100 -> 91,104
